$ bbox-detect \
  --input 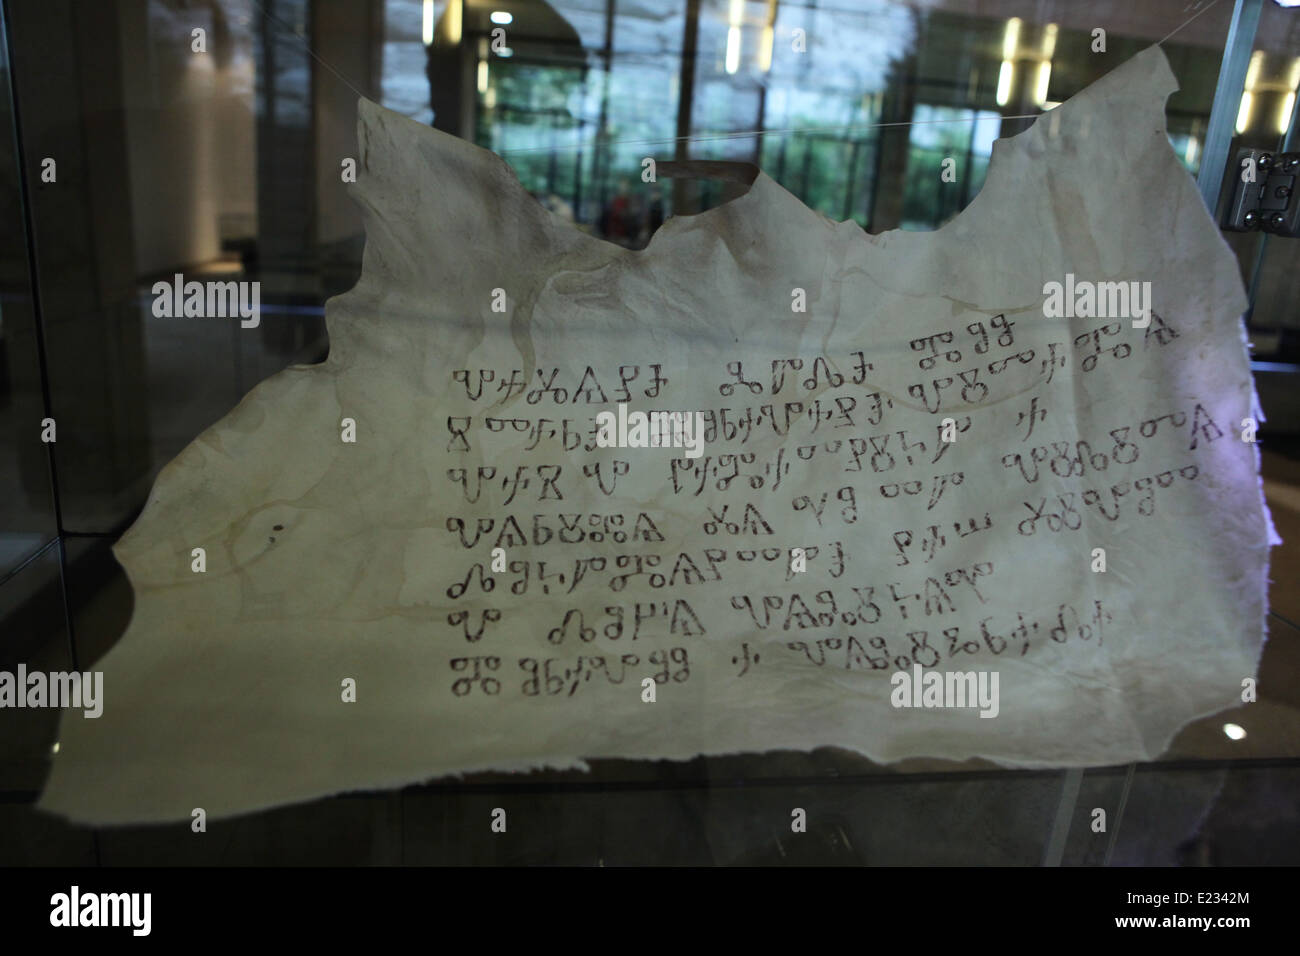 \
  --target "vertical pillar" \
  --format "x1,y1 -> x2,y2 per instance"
6,0 -> 150,522
672,0 -> 701,216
